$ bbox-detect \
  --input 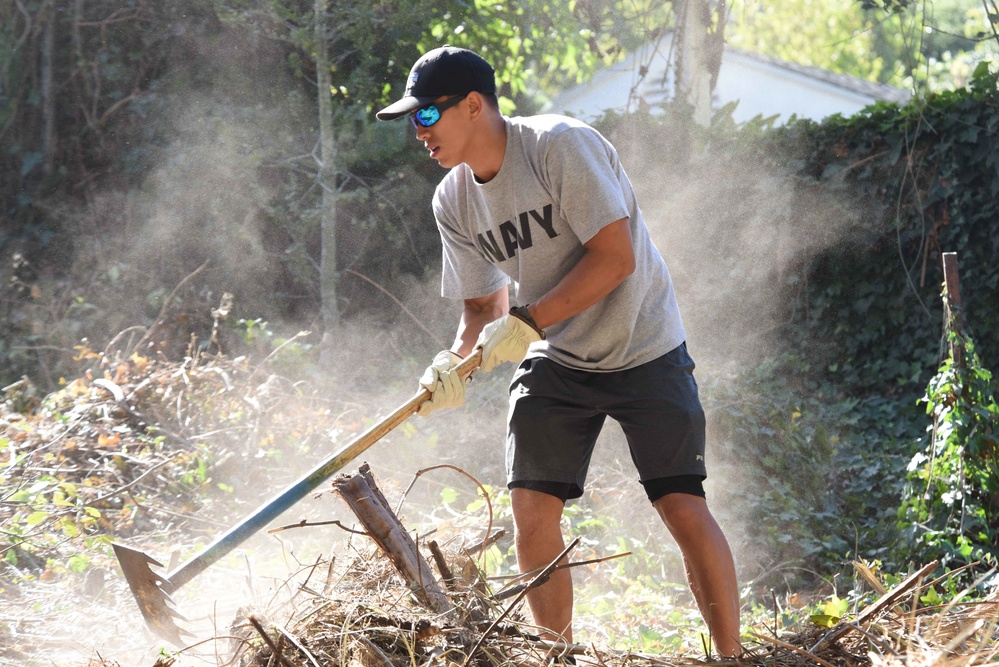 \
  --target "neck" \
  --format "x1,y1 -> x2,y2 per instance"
467,113 -> 507,183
